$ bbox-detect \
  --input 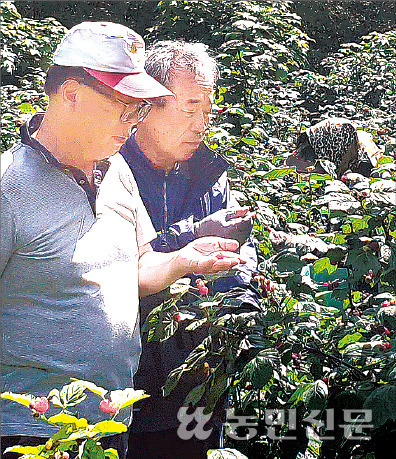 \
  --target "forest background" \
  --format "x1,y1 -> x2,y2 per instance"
2,1 -> 396,458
